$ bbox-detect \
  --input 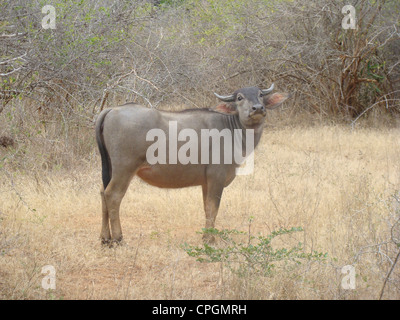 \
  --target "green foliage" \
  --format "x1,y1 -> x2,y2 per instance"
179,0 -> 256,46
182,226 -> 328,278
1,0 -> 399,123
